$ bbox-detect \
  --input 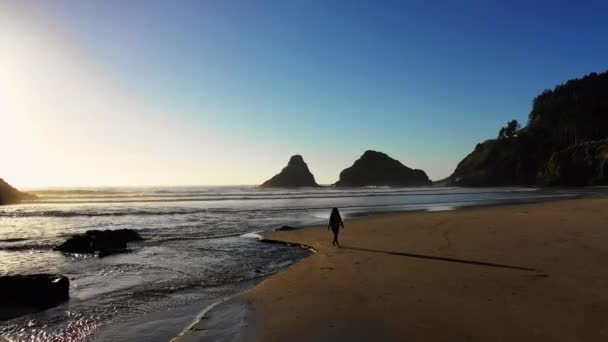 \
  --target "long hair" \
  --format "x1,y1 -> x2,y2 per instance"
330,207 -> 341,226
